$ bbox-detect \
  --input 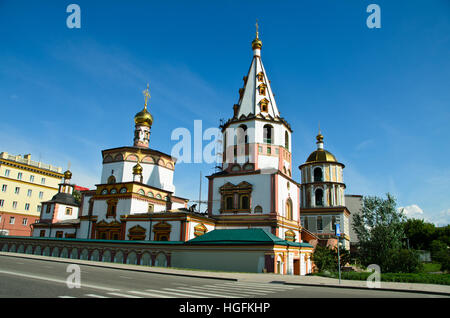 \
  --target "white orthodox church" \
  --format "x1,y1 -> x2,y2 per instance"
25,26 -> 353,274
